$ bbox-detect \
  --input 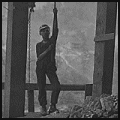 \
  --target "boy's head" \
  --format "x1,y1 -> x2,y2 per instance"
39,24 -> 50,39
